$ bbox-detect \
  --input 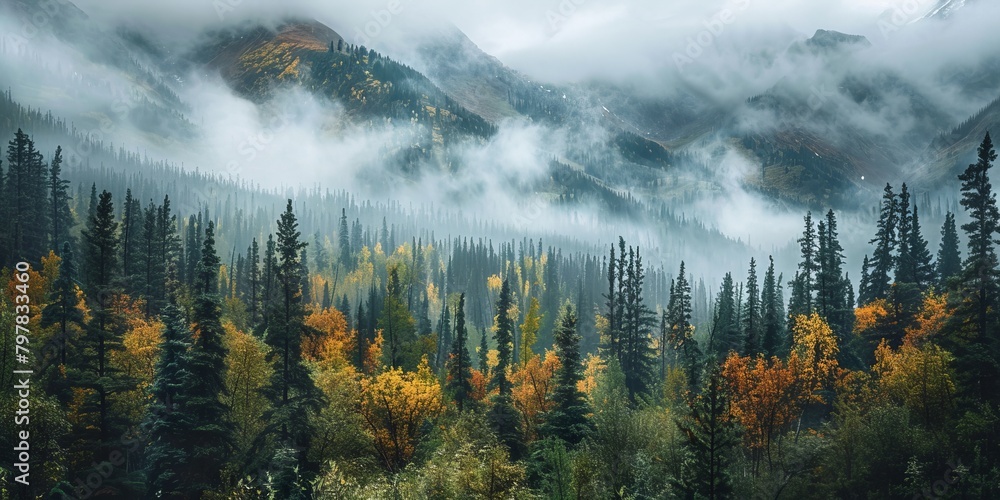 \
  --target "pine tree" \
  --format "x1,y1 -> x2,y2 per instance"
492,277 -> 514,395
40,242 -> 85,393
185,221 -> 234,491
742,258 -> 761,356
858,255 -> 871,307
488,276 -> 523,458
936,211 -> 962,287
262,201 -> 323,467
446,293 -> 474,411
948,132 -> 1000,403
48,145 -> 73,252
247,238 -> 262,327
907,204 -> 936,290
542,305 -> 593,446
338,208 -> 351,269
667,262 -> 700,390
436,298 -> 452,370
144,304 -> 195,499
796,212 -> 818,312
866,184 -> 898,303
816,210 -> 846,323
760,256 -> 784,358
620,244 -> 657,402
379,266 -> 417,369
677,365 -> 738,500
711,273 -> 738,358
